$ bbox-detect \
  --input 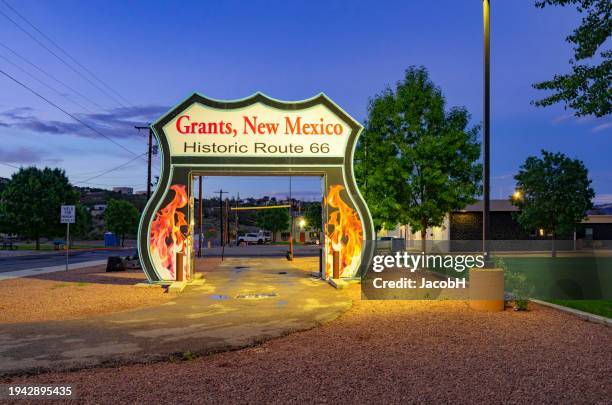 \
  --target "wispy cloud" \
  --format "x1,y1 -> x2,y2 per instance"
593,194 -> 612,204
0,146 -> 62,165
552,113 -> 573,124
592,122 -> 612,133
0,105 -> 168,139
